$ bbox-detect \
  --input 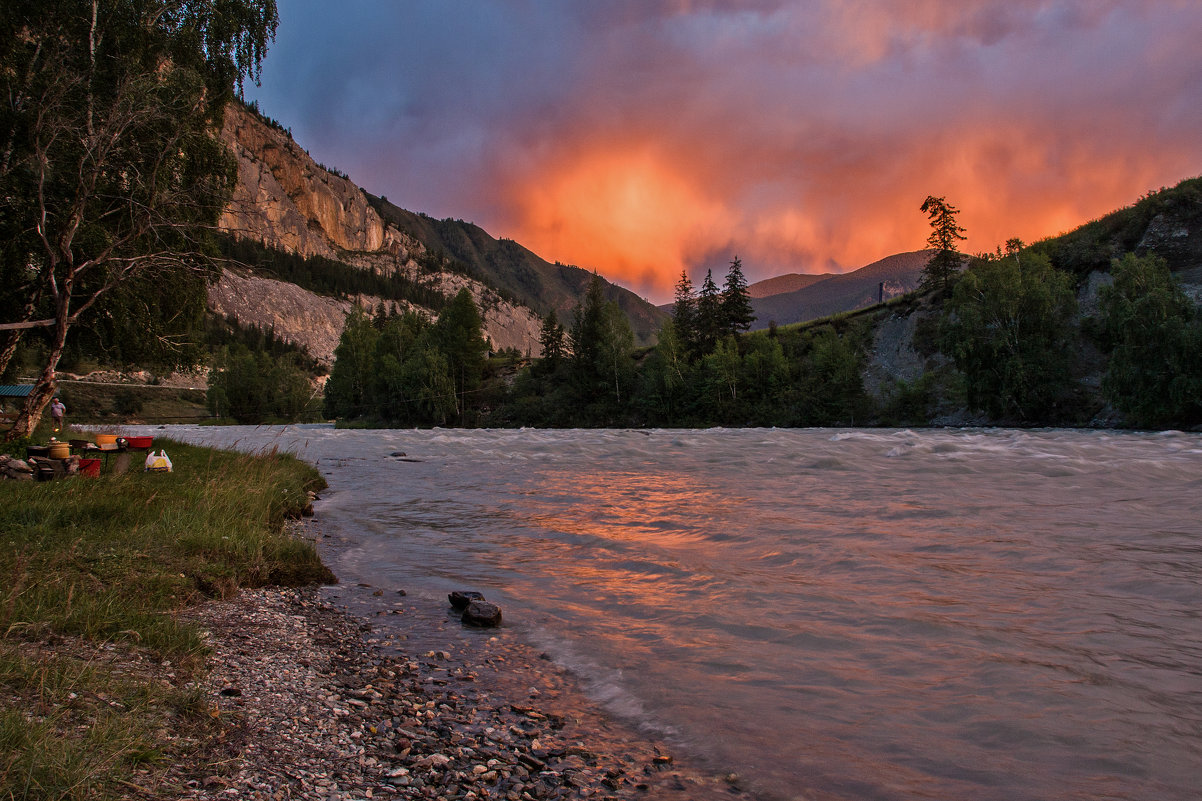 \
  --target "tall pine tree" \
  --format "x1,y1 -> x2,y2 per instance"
671,269 -> 698,354
919,196 -> 967,295
695,269 -> 723,355
721,257 -> 755,335
323,306 -> 380,419
538,310 -> 566,372
570,274 -> 634,406
433,288 -> 488,412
